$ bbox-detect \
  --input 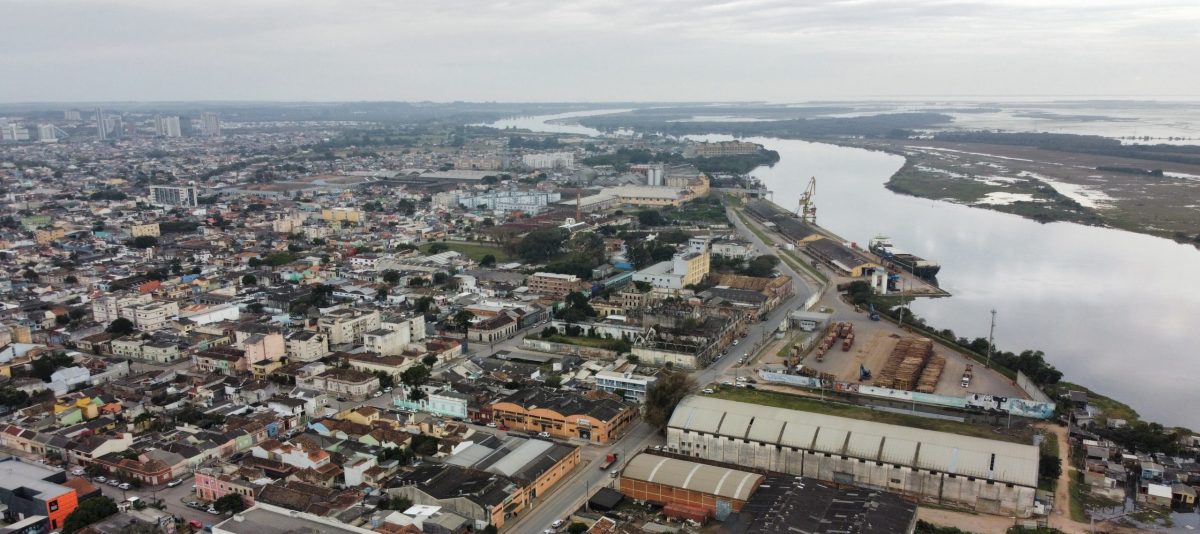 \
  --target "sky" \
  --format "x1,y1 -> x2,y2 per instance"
4,0 -> 1199,103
